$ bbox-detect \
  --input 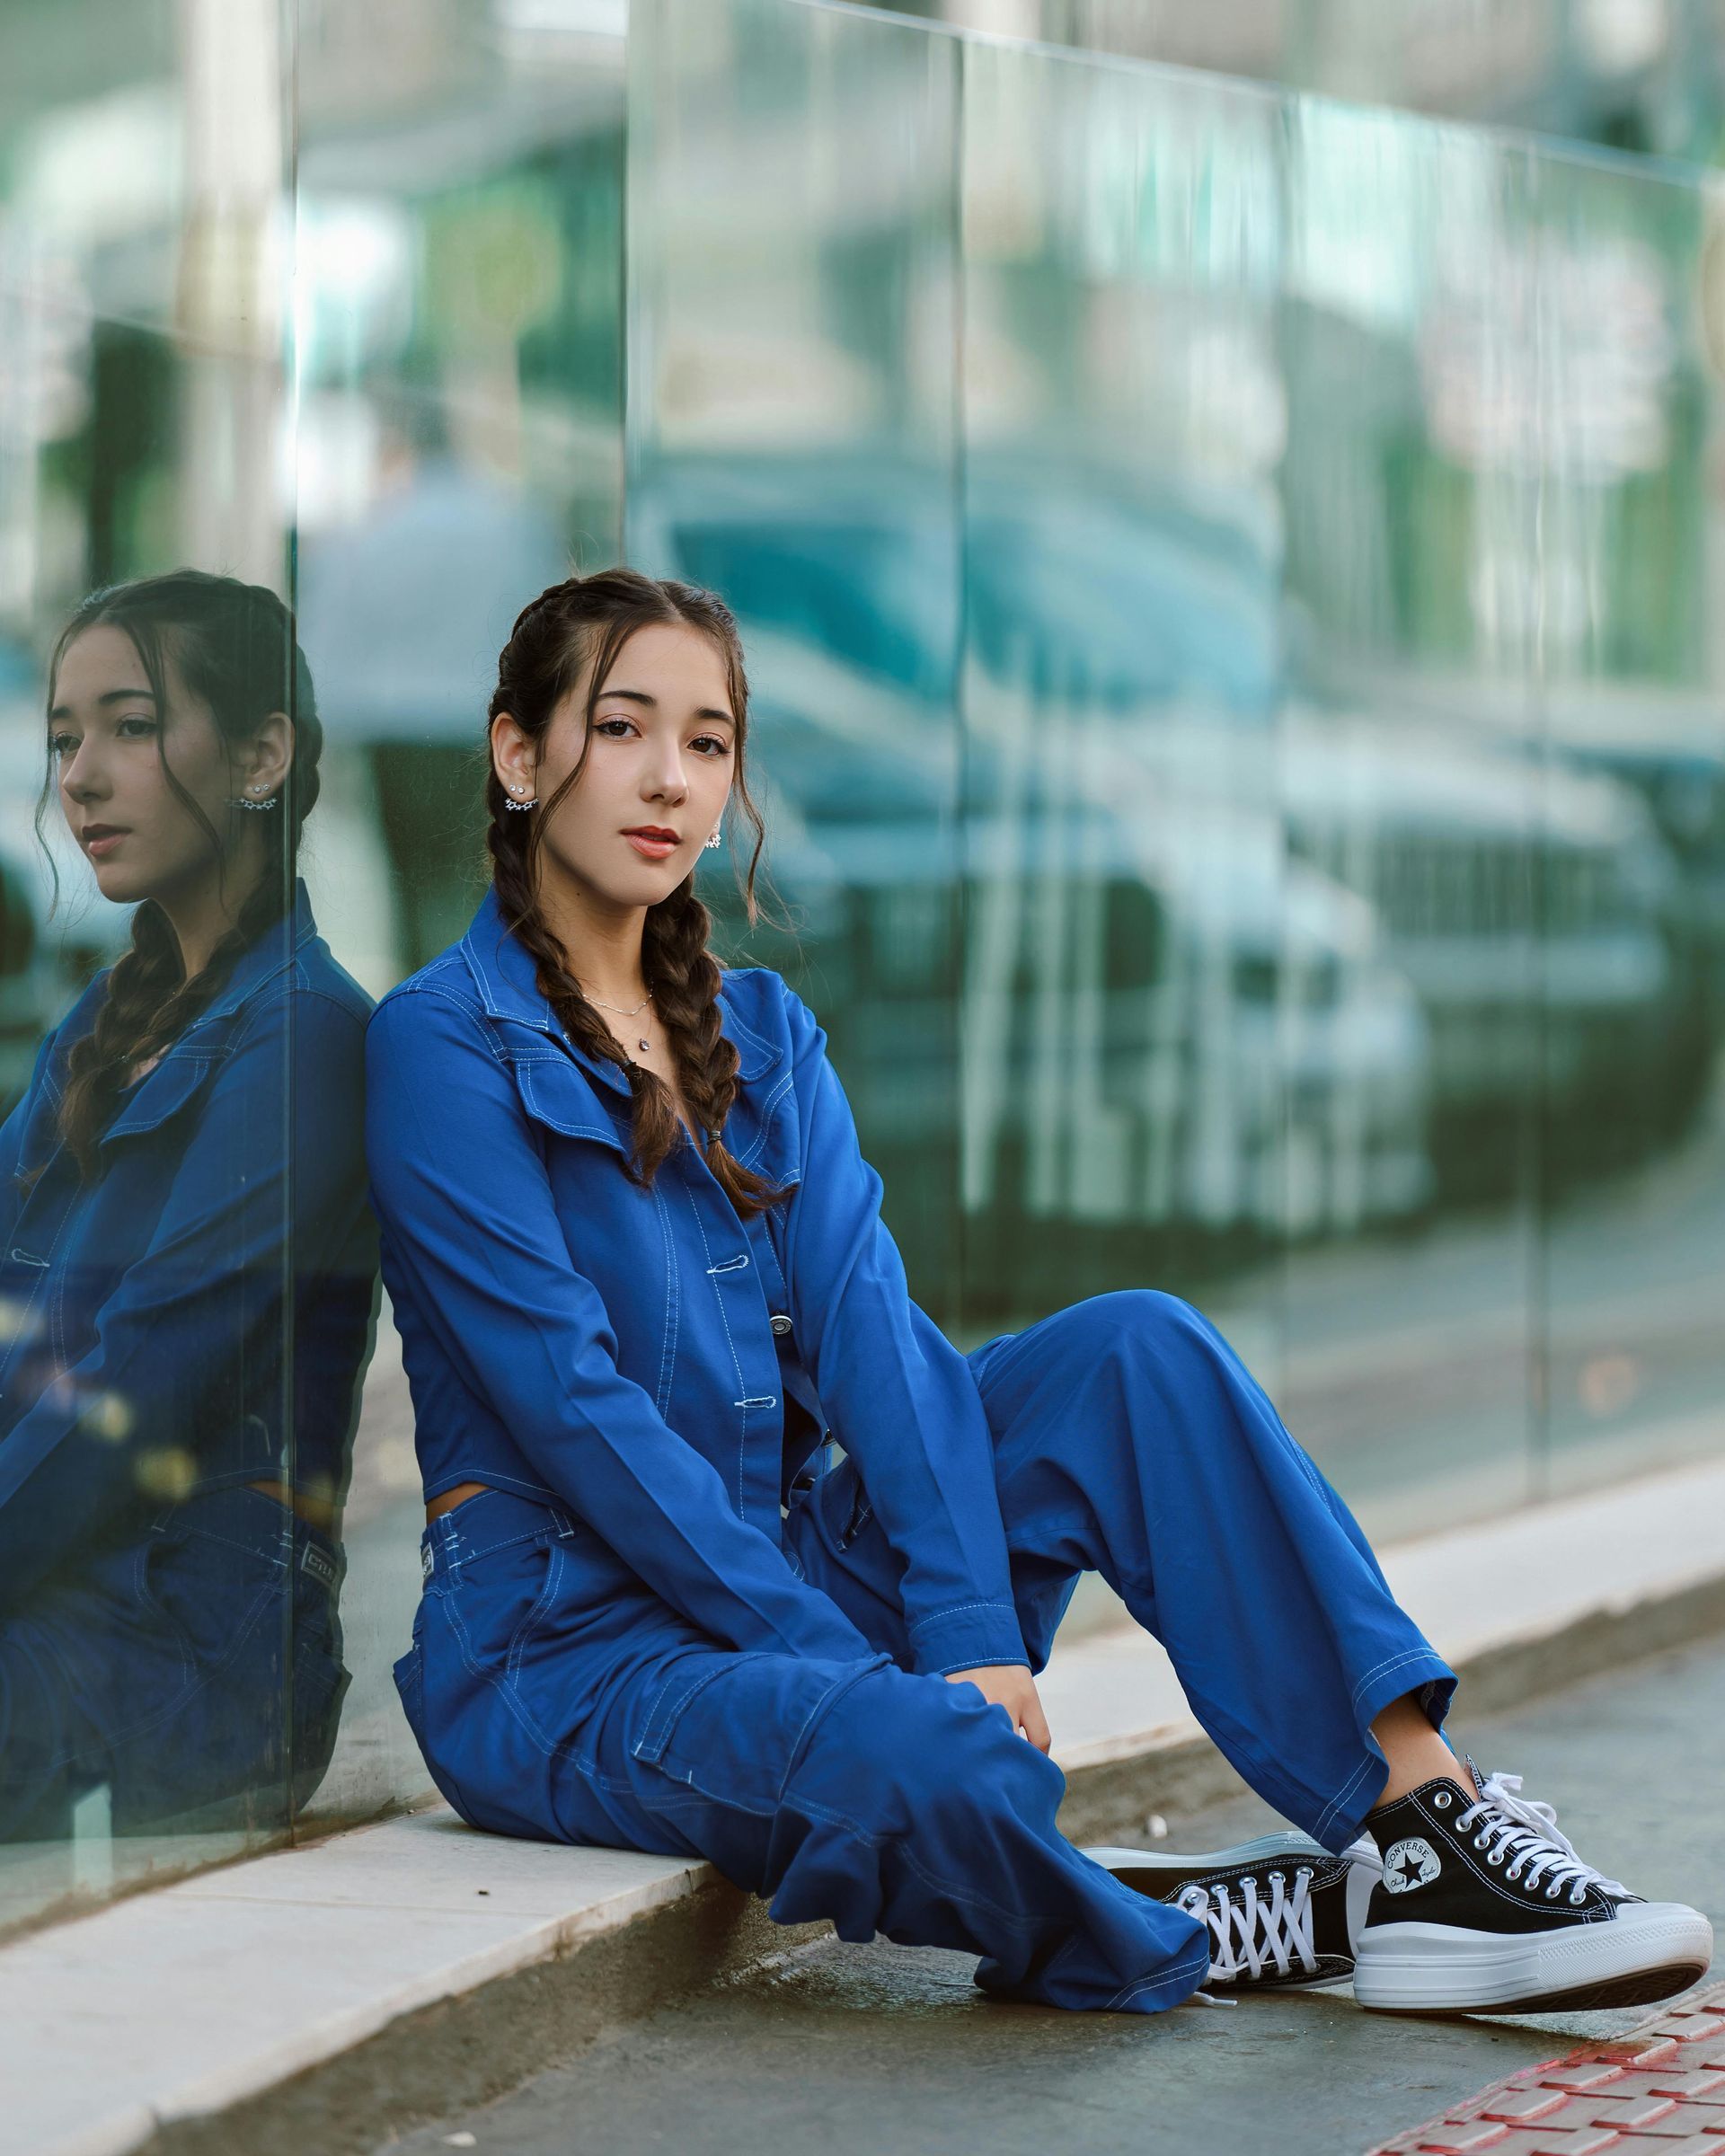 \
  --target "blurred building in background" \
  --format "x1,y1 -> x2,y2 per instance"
2,0 -> 1724,1936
